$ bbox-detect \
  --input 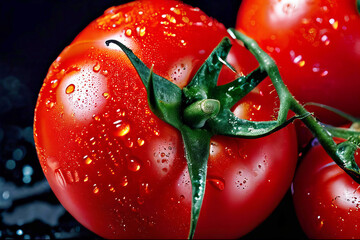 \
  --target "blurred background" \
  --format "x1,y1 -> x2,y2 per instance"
0,0 -> 307,239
